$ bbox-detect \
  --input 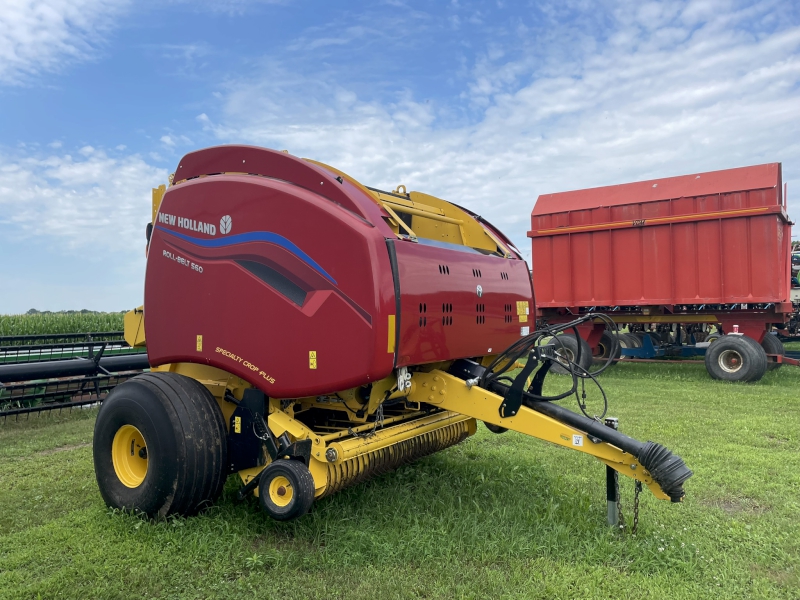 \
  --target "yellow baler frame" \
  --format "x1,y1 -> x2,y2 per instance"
122,304 -> 681,504
153,359 -> 675,502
